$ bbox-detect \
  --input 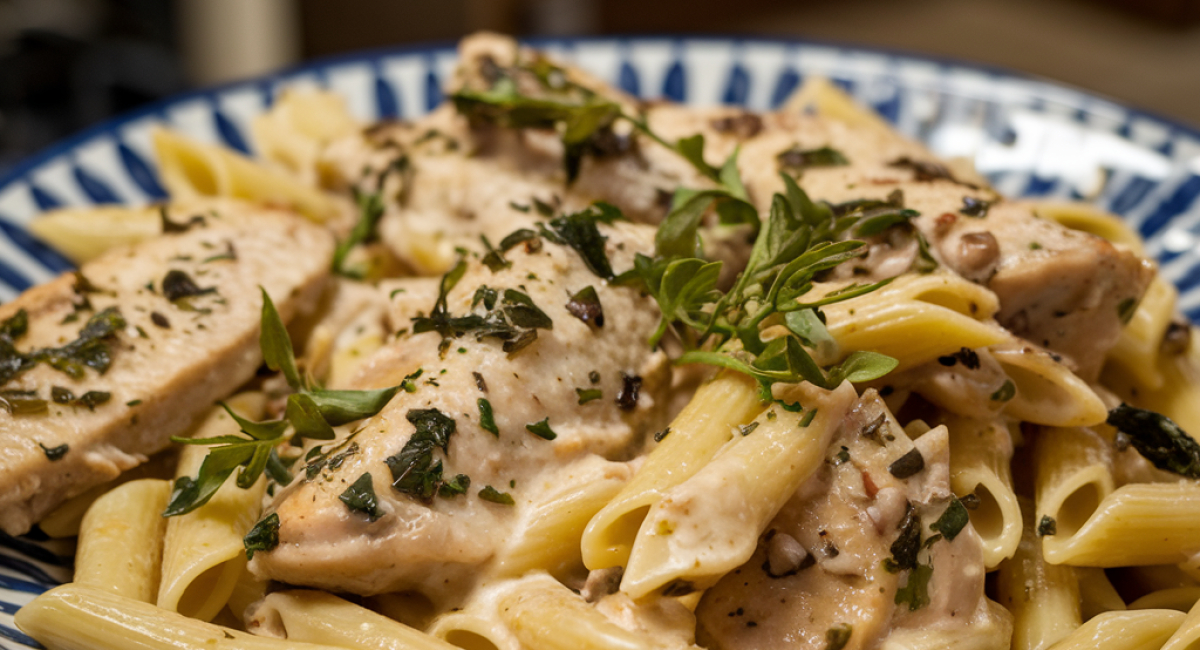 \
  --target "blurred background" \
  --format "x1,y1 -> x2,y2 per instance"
0,0 -> 1197,176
